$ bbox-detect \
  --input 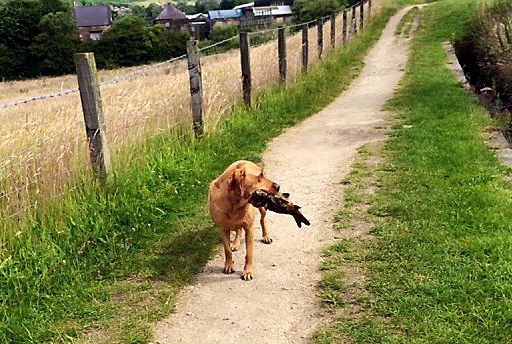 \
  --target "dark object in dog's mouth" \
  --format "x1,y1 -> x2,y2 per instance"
249,189 -> 310,228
